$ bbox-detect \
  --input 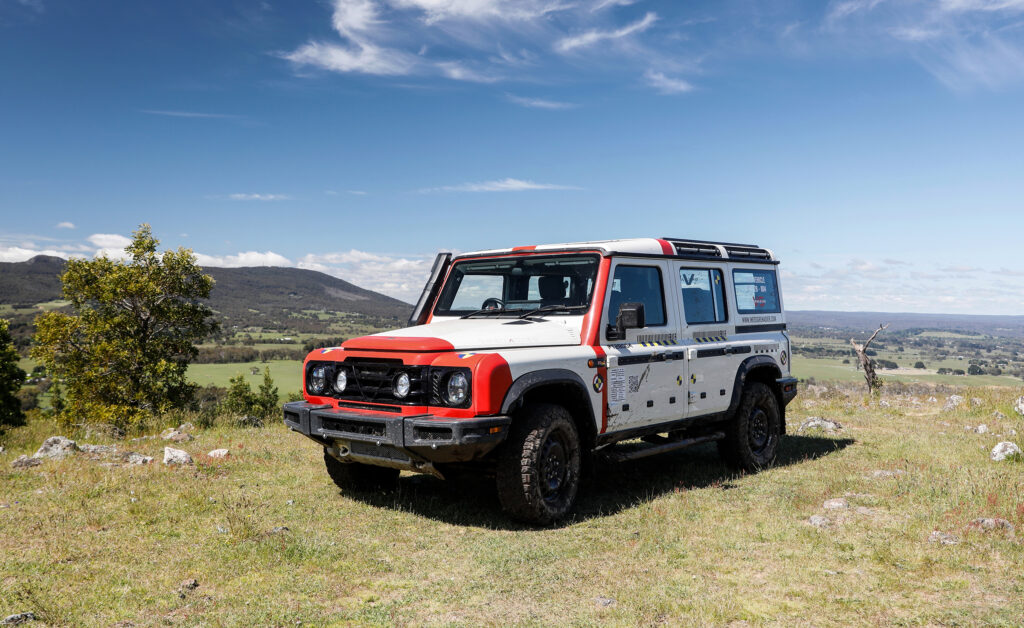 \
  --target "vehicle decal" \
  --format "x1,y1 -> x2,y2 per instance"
457,352 -> 477,359
637,332 -> 677,344
592,345 -> 609,432
628,375 -> 641,393
676,374 -> 684,386
638,339 -> 678,347
608,367 -> 626,404
693,332 -> 728,343
734,323 -> 787,334
319,347 -> 342,354
592,373 -> 605,393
